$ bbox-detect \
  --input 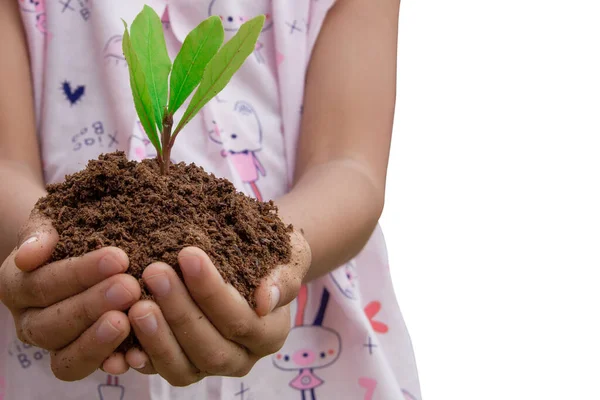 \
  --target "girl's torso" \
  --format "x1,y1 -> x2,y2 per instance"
0,1 -> 420,399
